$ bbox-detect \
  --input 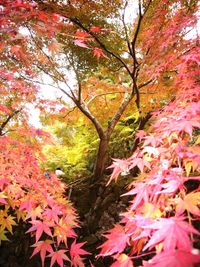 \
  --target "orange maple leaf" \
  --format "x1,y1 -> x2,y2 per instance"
176,192 -> 200,216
